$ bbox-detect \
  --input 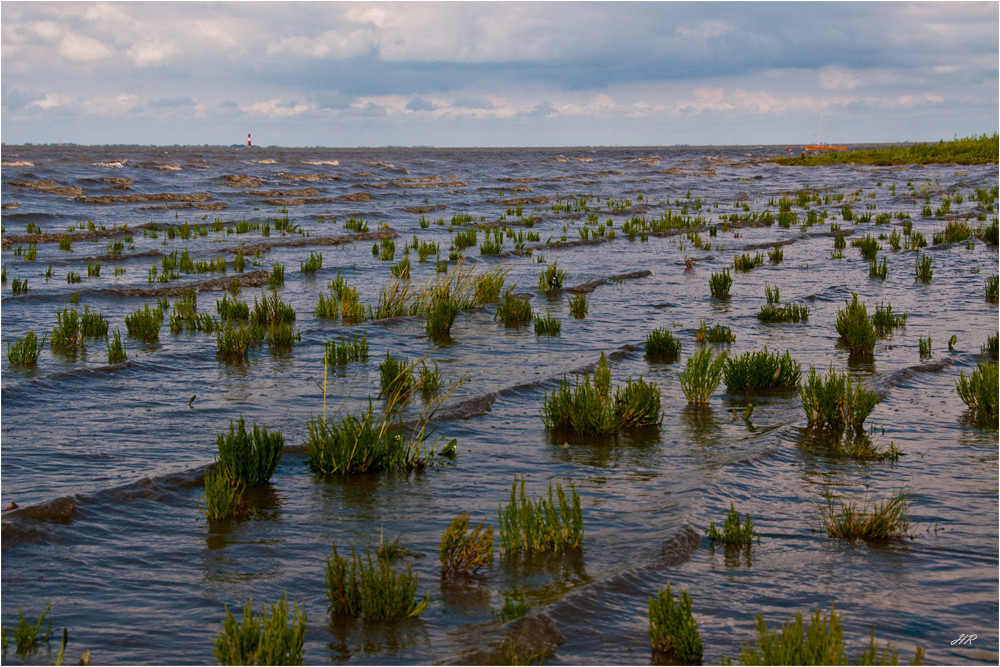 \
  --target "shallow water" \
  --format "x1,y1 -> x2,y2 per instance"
1,145 -> 997,665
